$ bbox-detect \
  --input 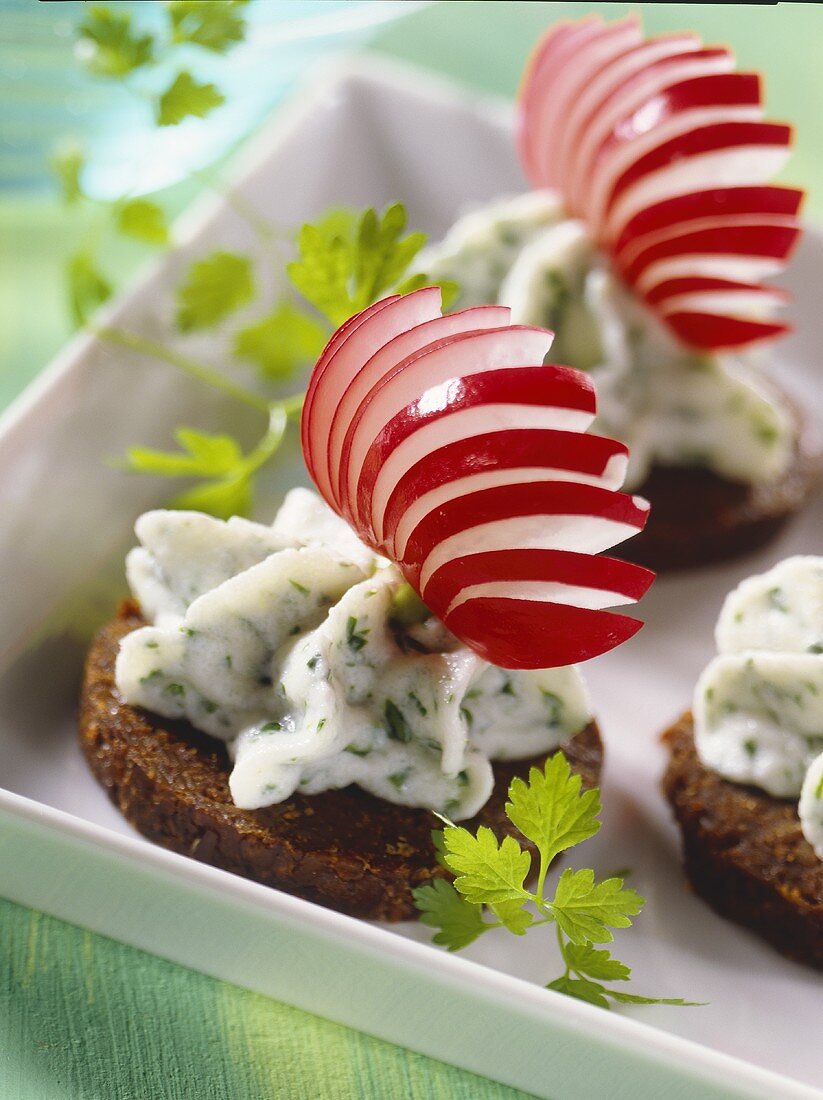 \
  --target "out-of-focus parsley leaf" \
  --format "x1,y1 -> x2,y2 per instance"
52,142 -> 85,204
116,198 -> 169,246
233,302 -> 327,381
125,406 -> 287,520
168,0 -> 249,52
67,251 -> 112,326
289,203 -> 433,328
157,70 -> 225,127
176,251 -> 255,331
414,752 -> 699,1010
76,6 -> 154,78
